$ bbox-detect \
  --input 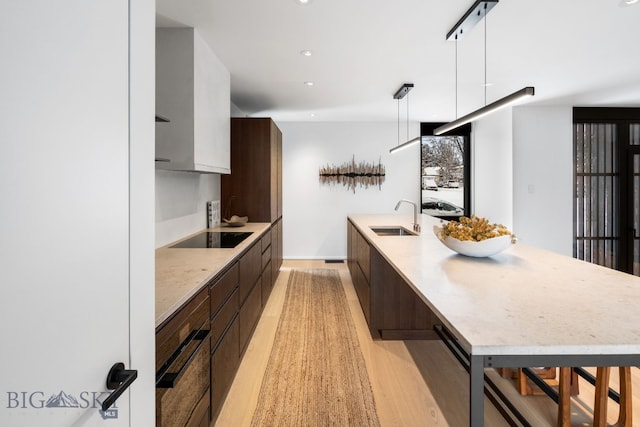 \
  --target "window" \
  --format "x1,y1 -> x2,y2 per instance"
574,108 -> 640,274
420,123 -> 471,219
